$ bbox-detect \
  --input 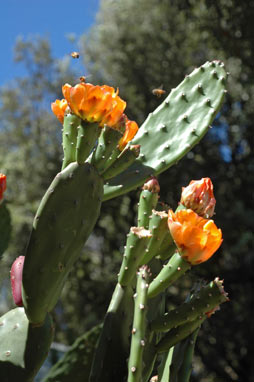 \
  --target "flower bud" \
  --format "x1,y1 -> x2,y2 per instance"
0,174 -> 6,201
10,256 -> 25,307
142,177 -> 160,194
180,178 -> 216,218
